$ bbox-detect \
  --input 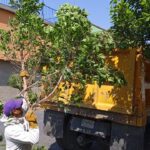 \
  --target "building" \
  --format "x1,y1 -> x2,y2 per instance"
0,4 -> 19,101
